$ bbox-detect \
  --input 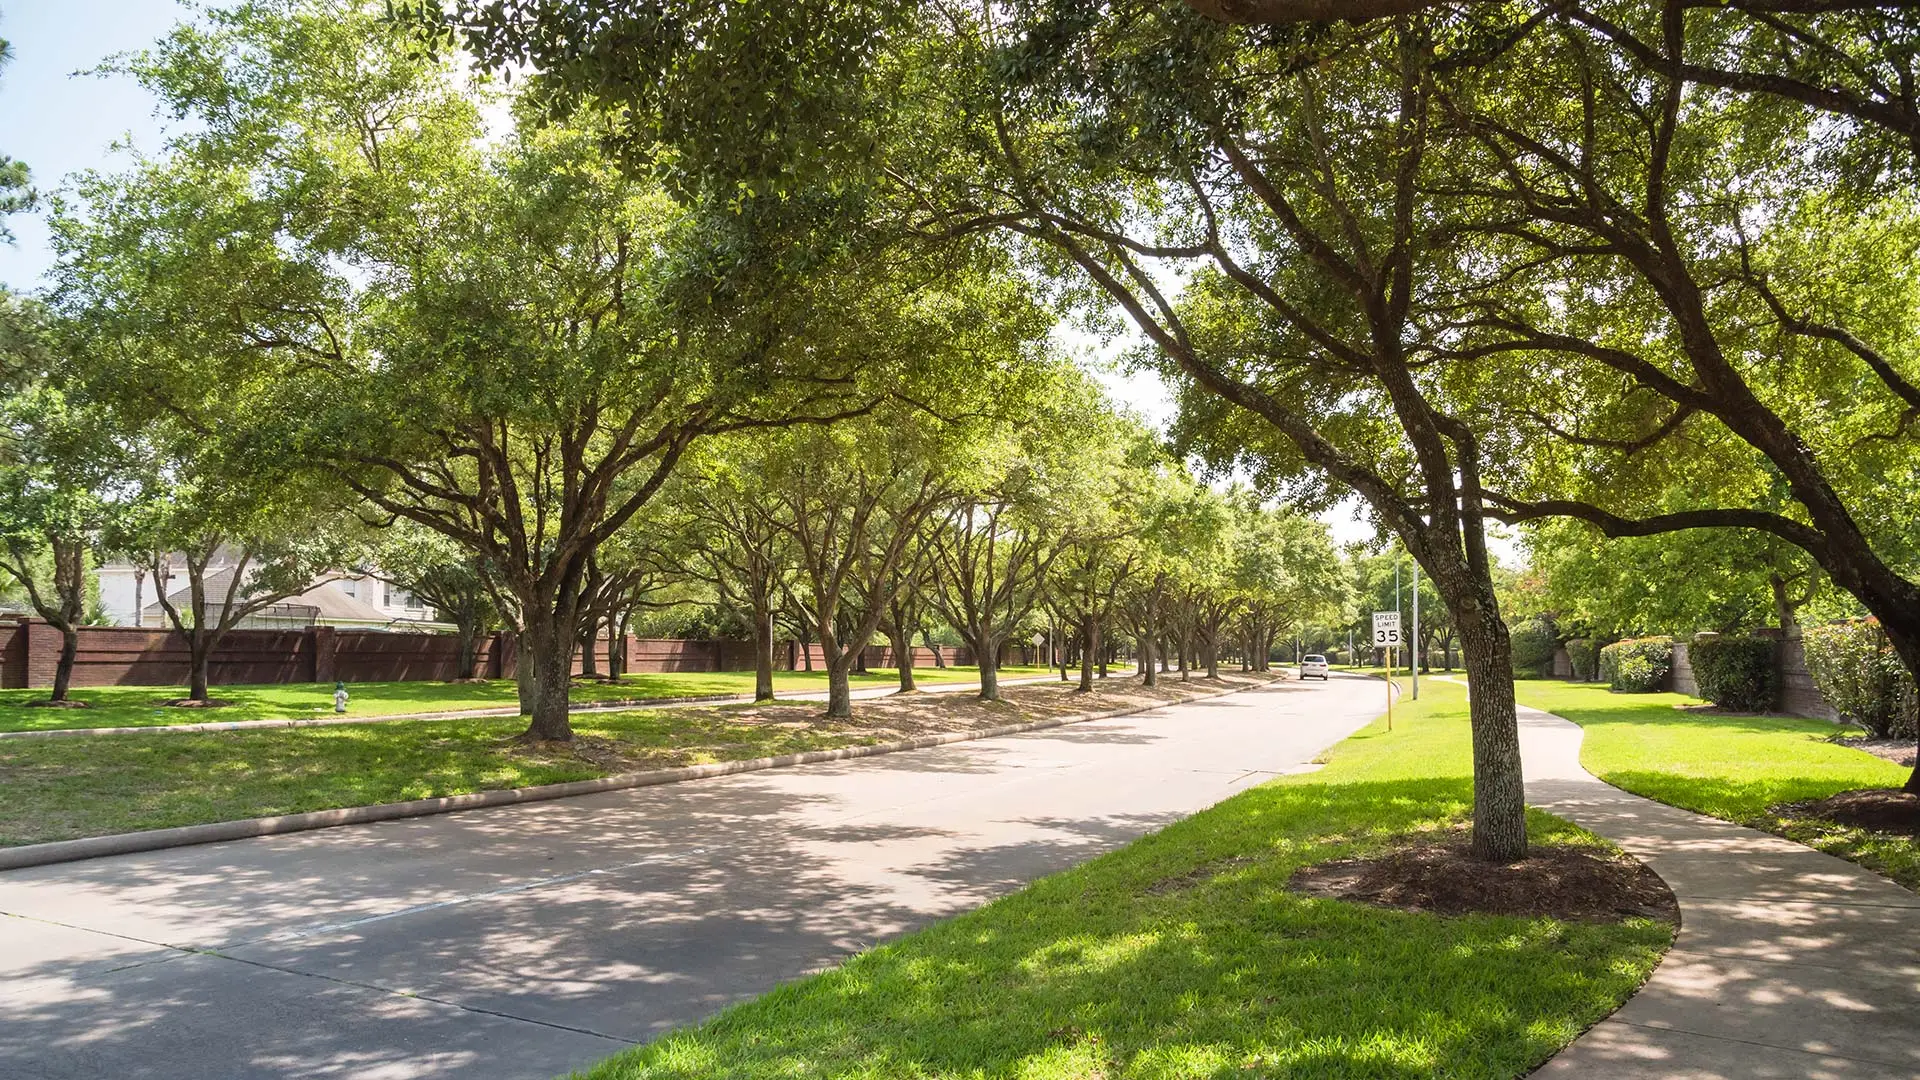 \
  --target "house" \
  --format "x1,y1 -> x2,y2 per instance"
95,555 -> 443,629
